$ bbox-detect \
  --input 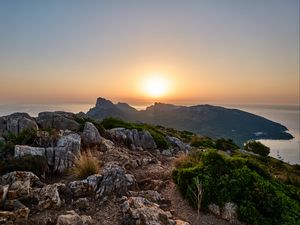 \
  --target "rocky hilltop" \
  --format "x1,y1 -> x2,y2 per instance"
0,111 -> 239,225
0,109 -> 299,225
87,98 -> 293,145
